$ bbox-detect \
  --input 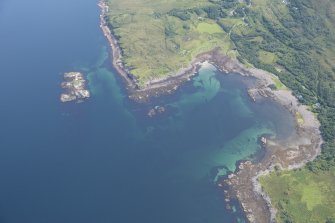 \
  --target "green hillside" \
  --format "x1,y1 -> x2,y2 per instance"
260,167 -> 335,223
